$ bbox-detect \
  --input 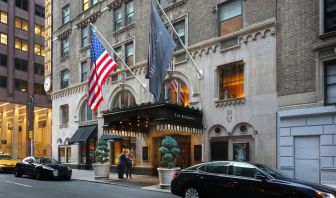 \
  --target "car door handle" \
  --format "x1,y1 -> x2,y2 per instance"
232,180 -> 238,184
